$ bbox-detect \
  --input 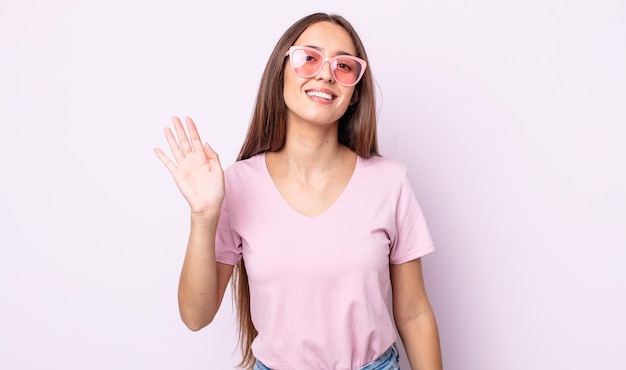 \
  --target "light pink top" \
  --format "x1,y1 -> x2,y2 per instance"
215,153 -> 434,369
